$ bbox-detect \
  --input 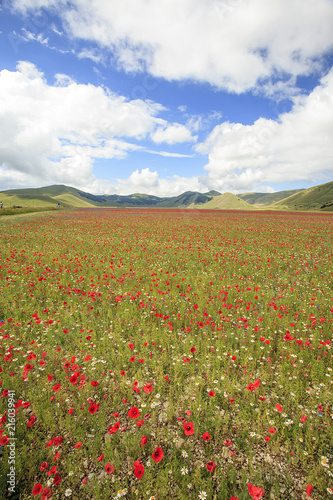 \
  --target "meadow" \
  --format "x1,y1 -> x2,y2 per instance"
0,208 -> 332,500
